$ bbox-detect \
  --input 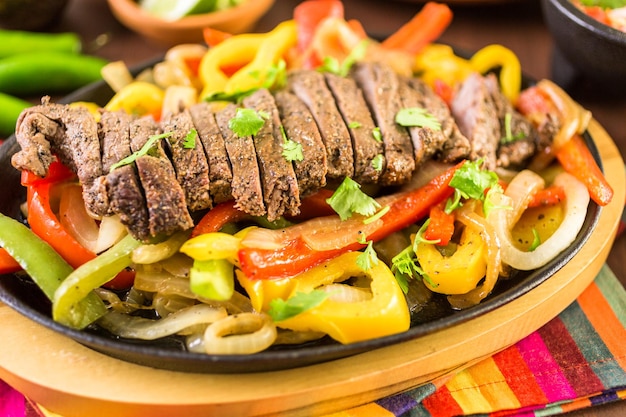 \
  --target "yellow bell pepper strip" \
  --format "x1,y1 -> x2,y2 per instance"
105,81 -> 164,121
237,162 -> 463,280
415,224 -> 488,295
199,20 -> 297,100
244,251 -> 410,344
0,213 -> 107,329
53,234 -> 141,328
469,44 -> 521,103
413,43 -> 474,91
